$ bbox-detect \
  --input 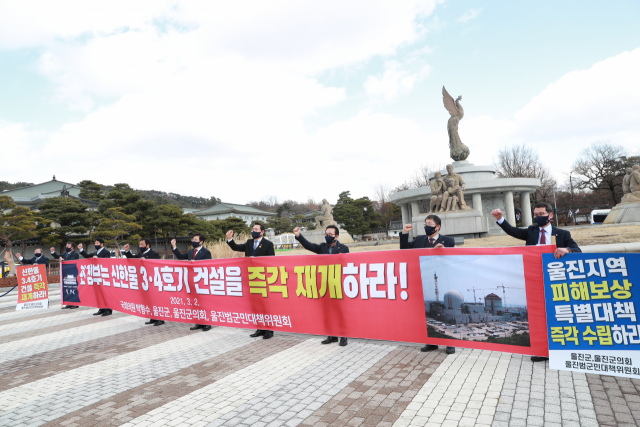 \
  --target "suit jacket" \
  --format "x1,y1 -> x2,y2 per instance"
227,238 -> 275,257
21,255 -> 50,273
400,233 -> 455,249
497,219 -> 582,252
51,250 -> 80,260
125,248 -> 161,259
295,234 -> 350,255
173,246 -> 212,261
80,247 -> 112,258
